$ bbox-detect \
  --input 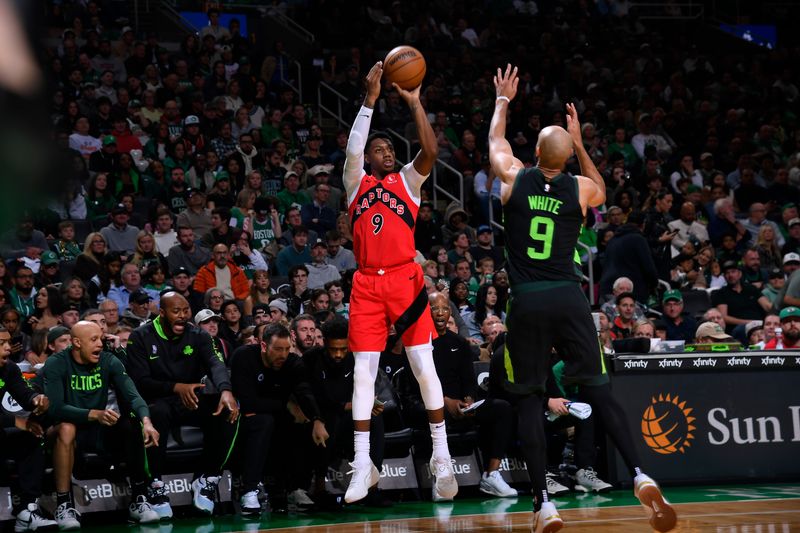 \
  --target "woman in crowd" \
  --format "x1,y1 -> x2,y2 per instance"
89,251 -> 123,304
755,225 -> 782,271
336,213 -> 354,250
231,189 -> 256,229
143,263 -> 171,293
164,140 -> 192,177
307,288 -> 331,315
243,269 -> 272,316
467,284 -> 505,339
23,285 -> 61,334
84,172 -> 116,227
73,232 -> 108,283
1,307 -> 30,363
60,277 -> 91,312
130,230 -> 168,272
203,288 -> 225,314
113,152 -> 141,197
449,279 -> 473,319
